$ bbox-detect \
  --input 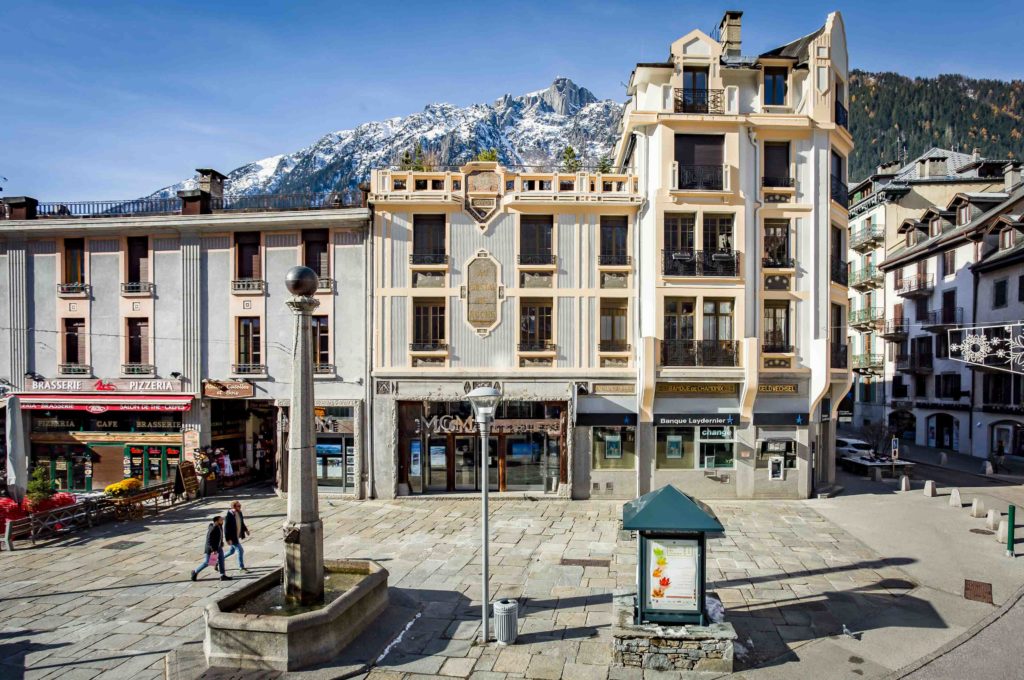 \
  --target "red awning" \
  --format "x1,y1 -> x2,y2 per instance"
16,394 -> 193,413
